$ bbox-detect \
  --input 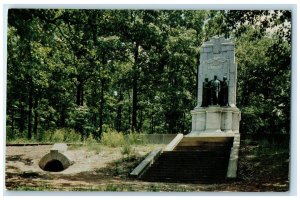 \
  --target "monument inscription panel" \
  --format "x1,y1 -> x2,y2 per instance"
197,37 -> 237,108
